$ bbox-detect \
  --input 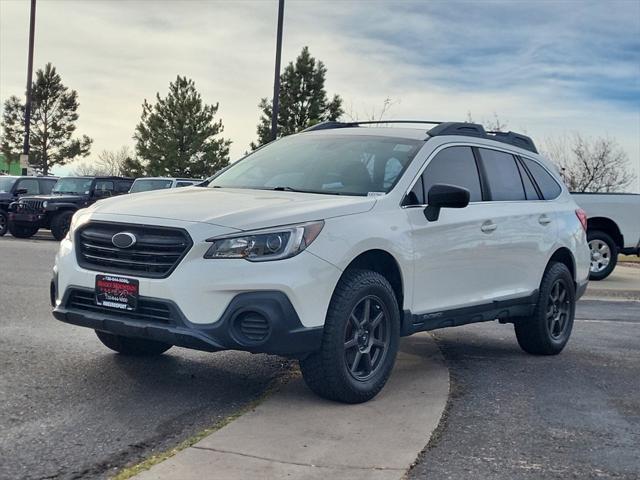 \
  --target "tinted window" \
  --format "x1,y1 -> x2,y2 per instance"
39,179 -> 57,194
94,180 -> 114,192
522,158 -> 562,200
16,178 -> 39,195
116,181 -> 133,193
516,160 -> 540,200
421,147 -> 482,202
176,181 -> 194,187
407,175 -> 425,205
479,149 -> 525,201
